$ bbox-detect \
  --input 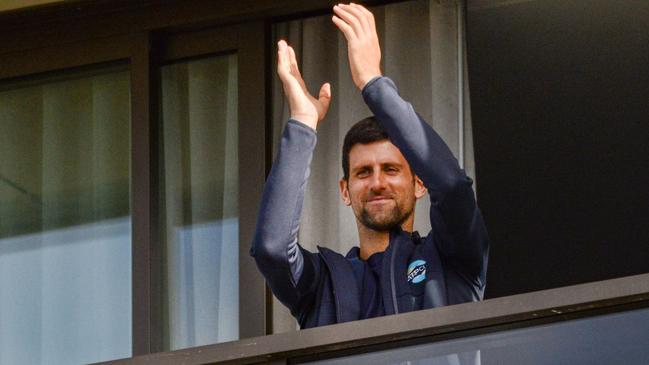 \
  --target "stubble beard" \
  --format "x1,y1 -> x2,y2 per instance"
358,199 -> 413,232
